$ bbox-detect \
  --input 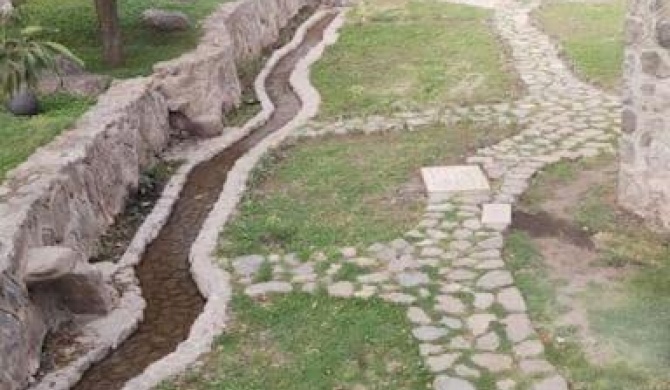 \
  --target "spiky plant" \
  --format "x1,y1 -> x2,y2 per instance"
0,13 -> 83,99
